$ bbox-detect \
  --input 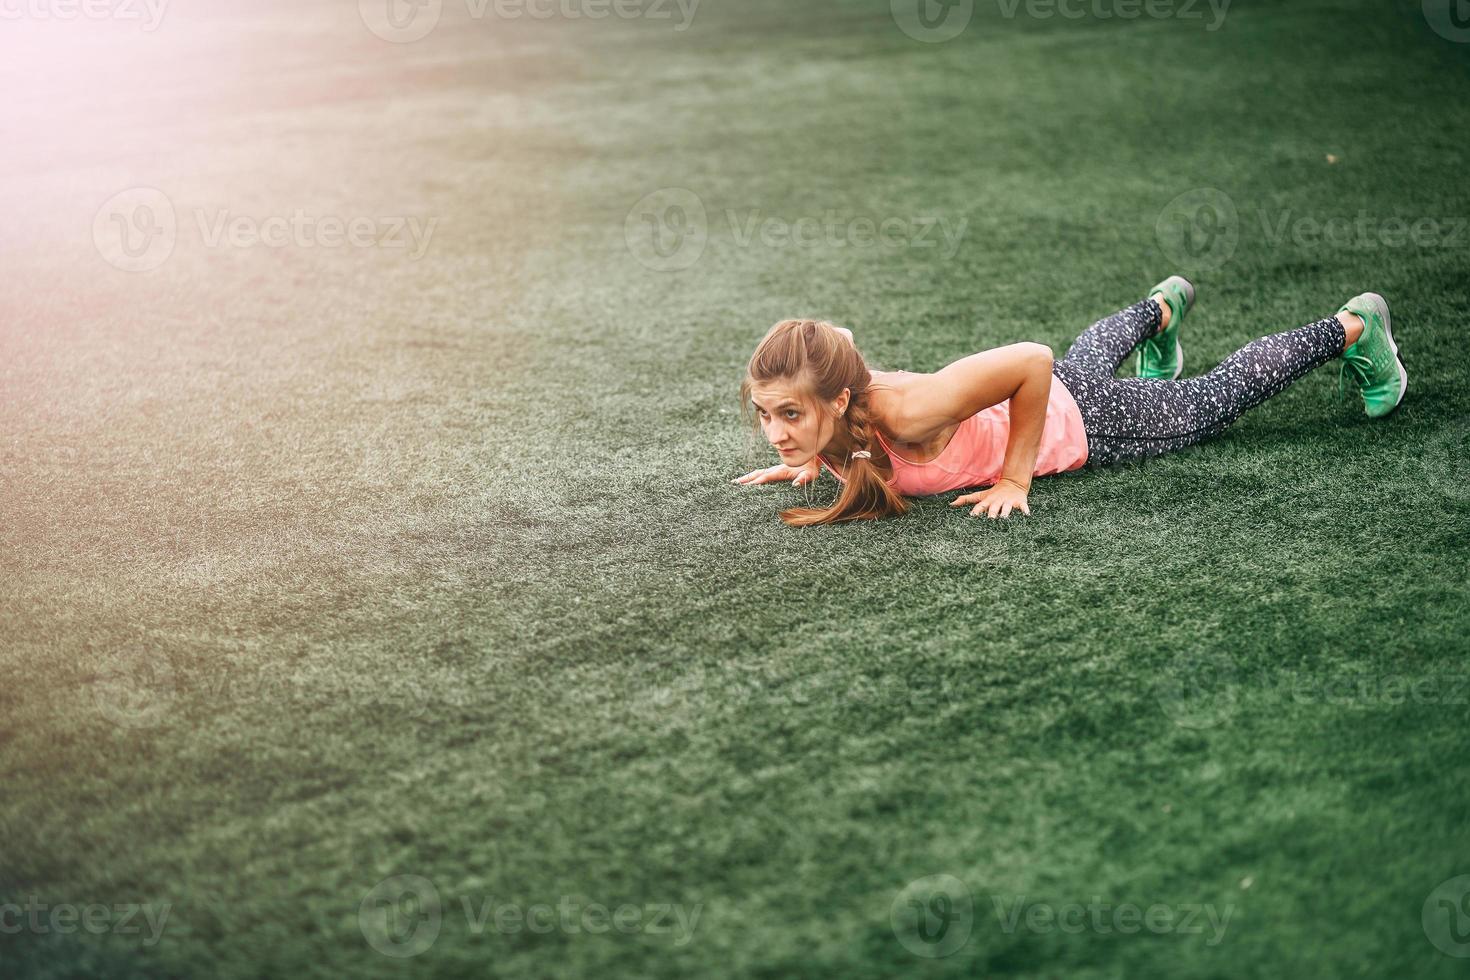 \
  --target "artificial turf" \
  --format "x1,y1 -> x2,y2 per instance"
3,0 -> 1469,976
